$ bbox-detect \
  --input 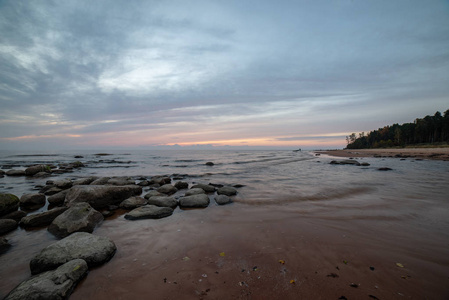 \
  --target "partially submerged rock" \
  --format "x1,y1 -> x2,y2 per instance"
146,196 -> 177,208
107,177 -> 135,186
144,190 -> 163,199
64,185 -> 142,209
330,160 -> 361,166
157,184 -> 178,195
73,176 -> 98,186
217,186 -> 237,196
47,190 -> 69,205
30,232 -> 116,275
0,210 -> 26,222
119,196 -> 147,209
5,259 -> 88,300
124,205 -> 174,220
90,177 -> 111,185
5,170 -> 26,176
214,195 -> 232,205
185,188 -> 205,196
0,193 -> 20,216
191,184 -> 215,193
25,165 -> 51,176
19,193 -> 46,208
20,207 -> 68,228
179,194 -> 210,208
0,219 -> 18,235
48,203 -> 104,238
174,181 -> 189,189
